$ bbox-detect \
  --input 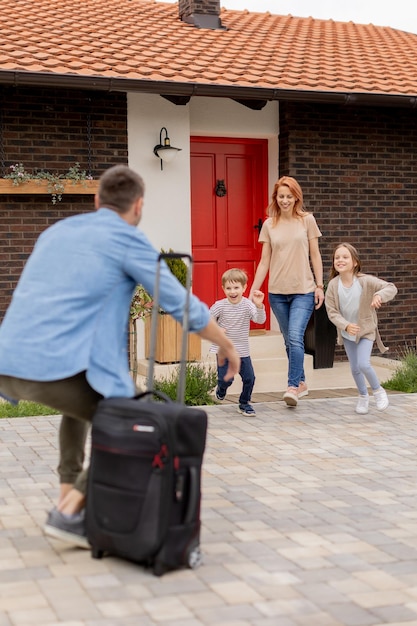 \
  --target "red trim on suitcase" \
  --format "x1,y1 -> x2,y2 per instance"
152,444 -> 169,469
